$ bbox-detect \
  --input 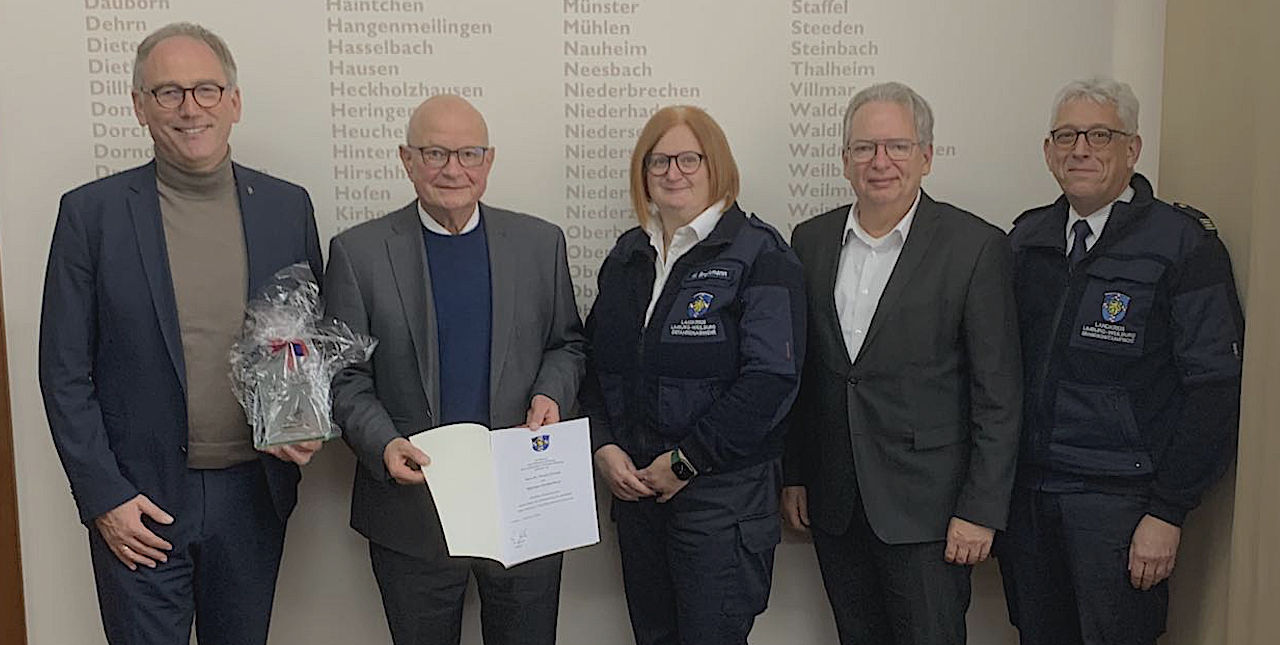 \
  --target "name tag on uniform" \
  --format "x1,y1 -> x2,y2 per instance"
684,266 -> 737,284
